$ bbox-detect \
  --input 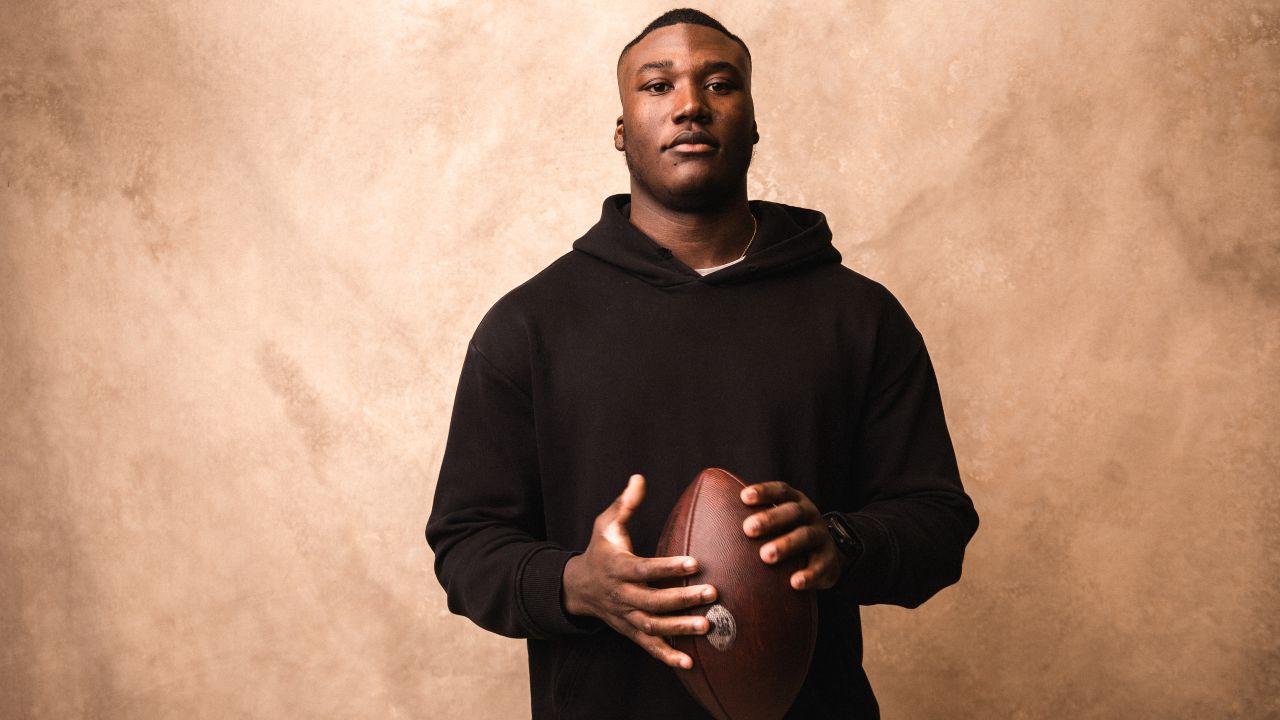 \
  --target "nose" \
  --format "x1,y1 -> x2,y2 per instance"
672,83 -> 711,125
